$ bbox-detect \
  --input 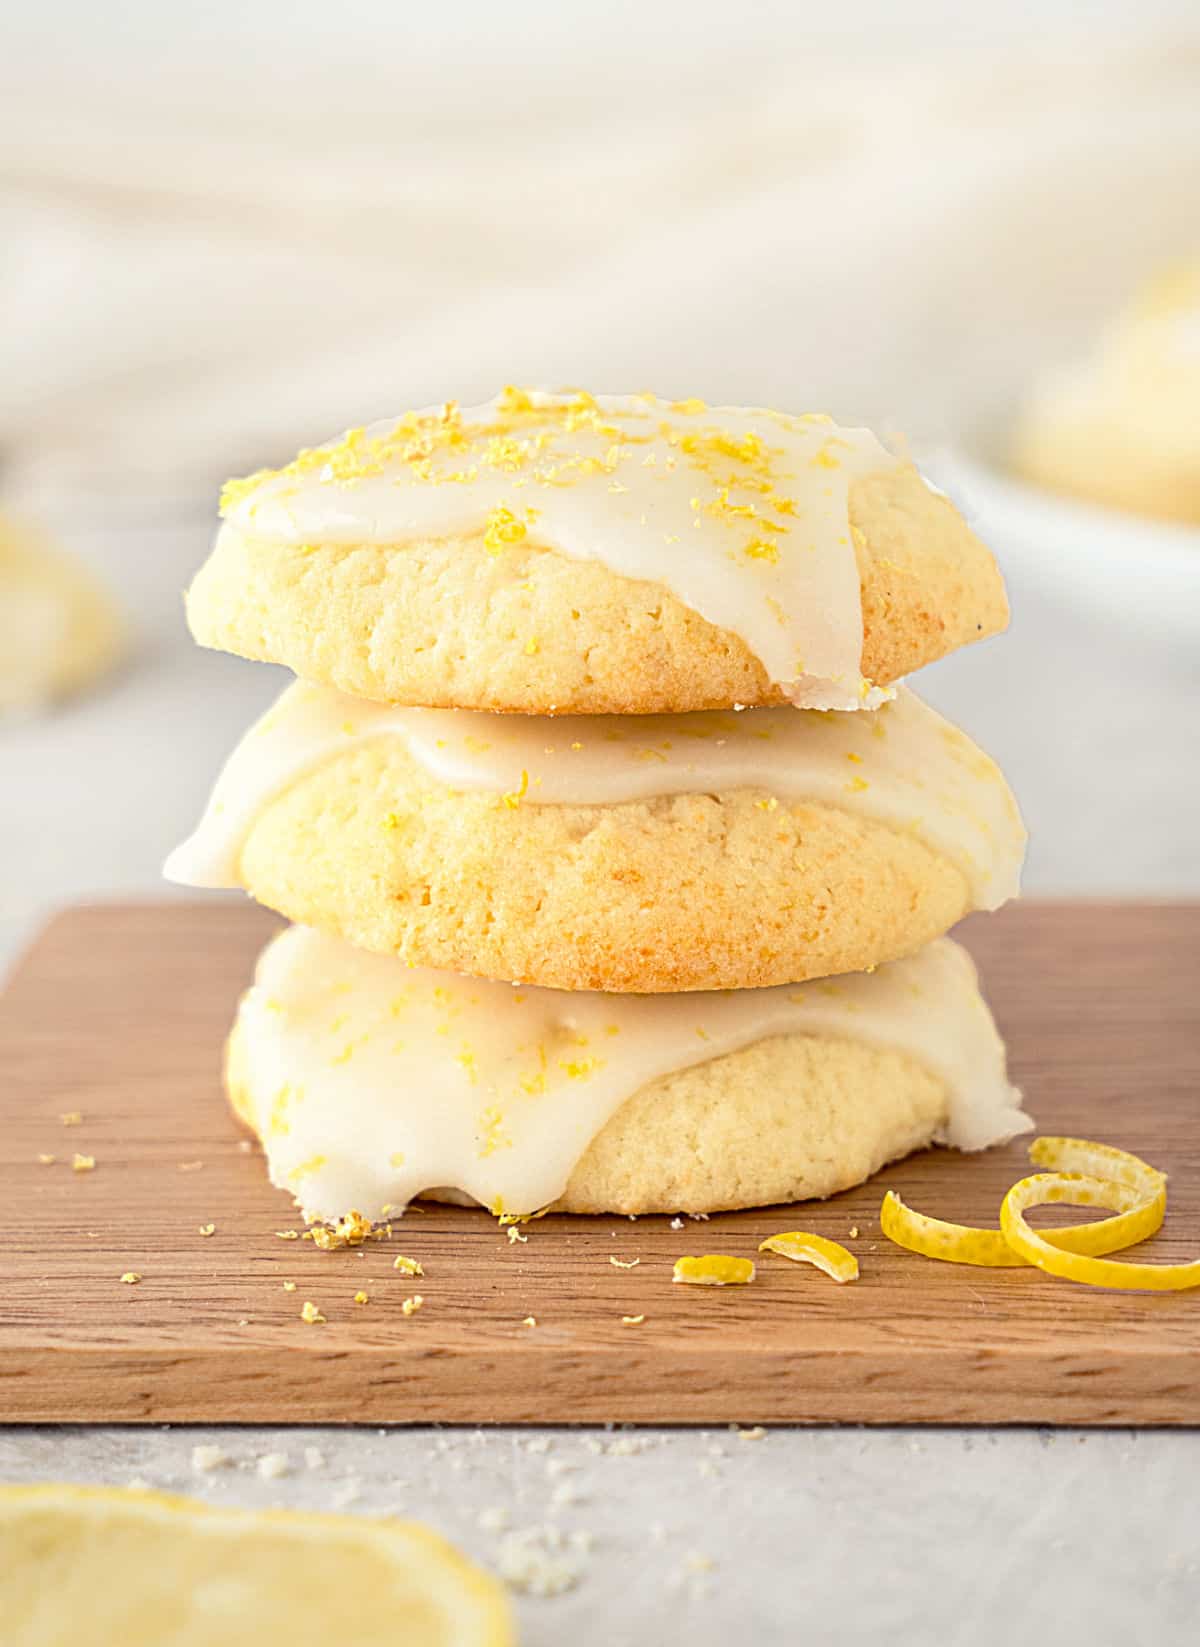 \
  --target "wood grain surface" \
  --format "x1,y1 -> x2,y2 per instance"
1,900 -> 1197,1425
